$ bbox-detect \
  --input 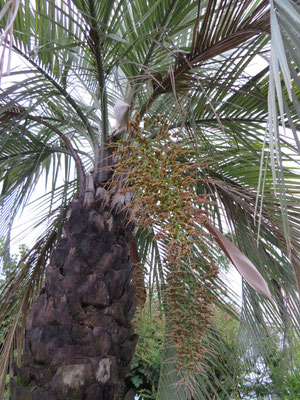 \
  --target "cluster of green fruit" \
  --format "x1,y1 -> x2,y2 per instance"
110,114 -> 218,374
